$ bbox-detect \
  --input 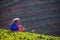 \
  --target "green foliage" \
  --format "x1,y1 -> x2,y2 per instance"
0,29 -> 60,40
